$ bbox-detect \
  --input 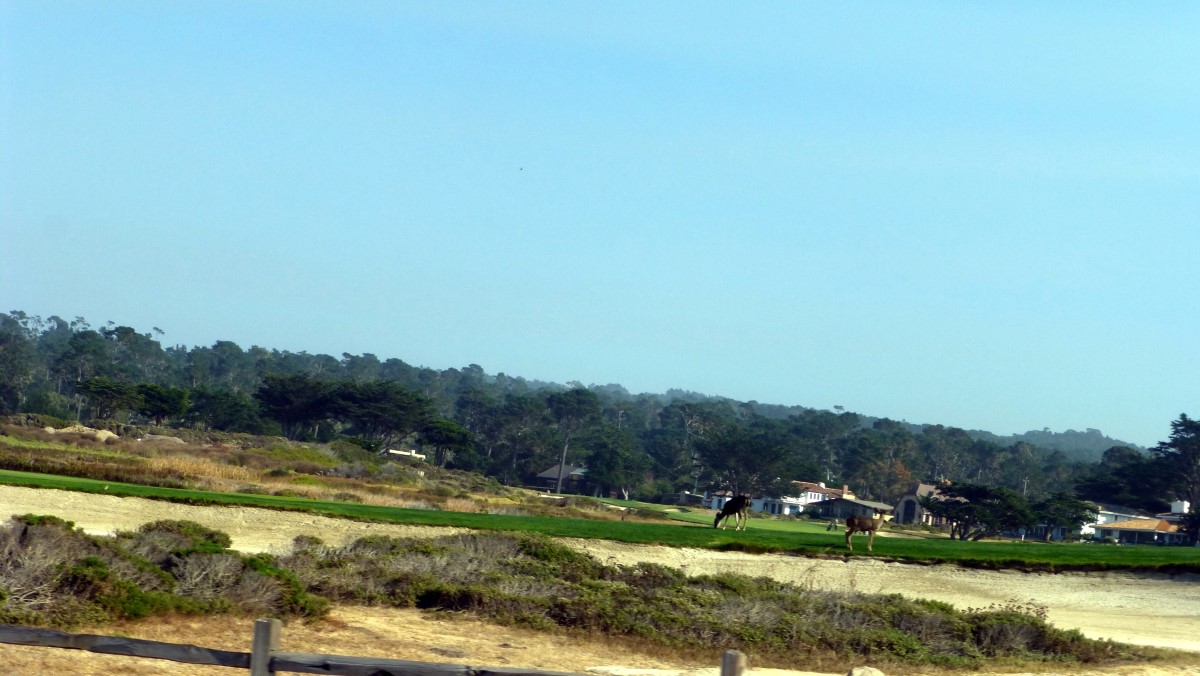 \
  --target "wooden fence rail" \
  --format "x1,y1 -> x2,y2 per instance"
0,620 -> 748,676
